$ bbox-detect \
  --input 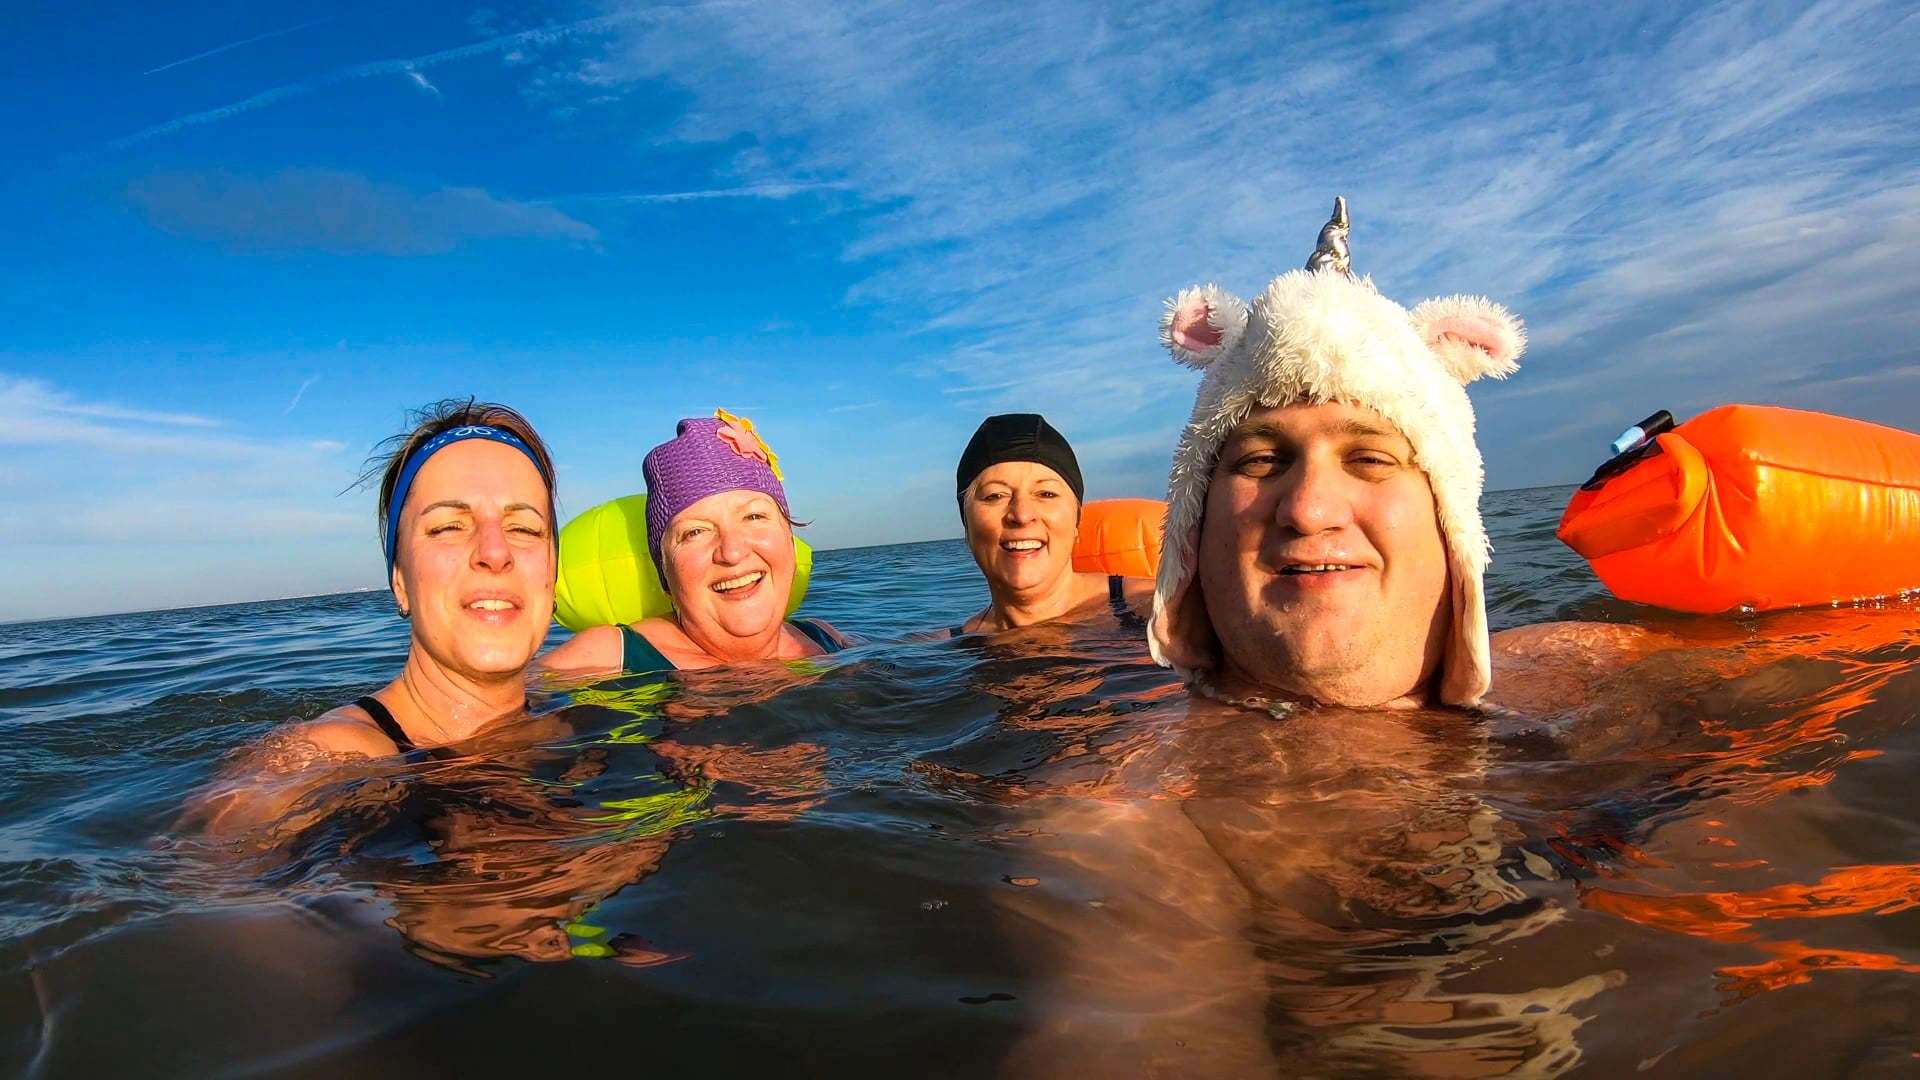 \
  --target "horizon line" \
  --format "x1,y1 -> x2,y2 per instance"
0,480 -> 1581,625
